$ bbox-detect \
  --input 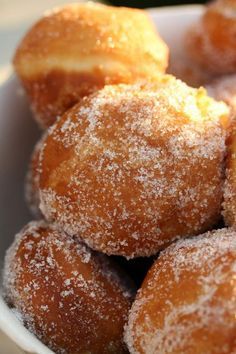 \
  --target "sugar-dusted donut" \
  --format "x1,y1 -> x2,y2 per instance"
186,0 -> 236,75
125,228 -> 236,354
3,221 -> 133,353
25,135 -> 46,218
38,76 -> 229,258
13,2 -> 169,128
223,117 -> 236,225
